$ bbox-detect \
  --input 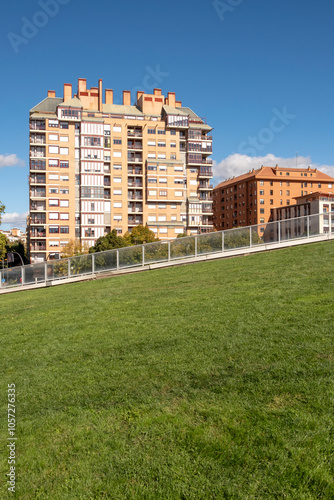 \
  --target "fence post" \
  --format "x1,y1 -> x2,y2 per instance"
222,230 -> 224,252
142,244 -> 145,266
278,220 -> 281,243
68,258 -> 71,277
21,266 -> 24,286
92,253 -> 95,274
307,215 -> 310,238
116,249 -> 119,270
168,241 -> 171,261
44,261 -> 47,283
195,236 -> 198,257
249,226 -> 252,248
0,271 -> 2,288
